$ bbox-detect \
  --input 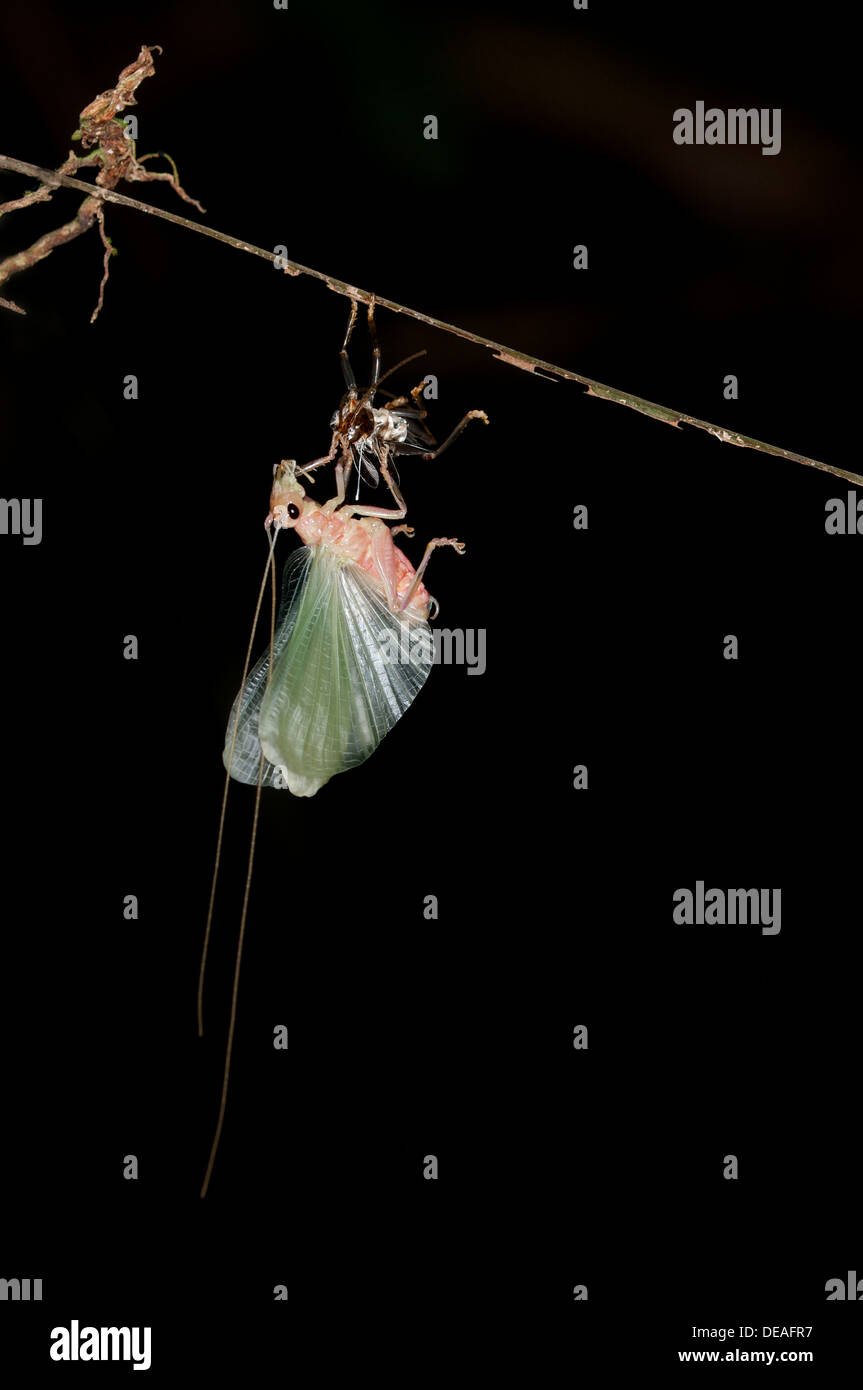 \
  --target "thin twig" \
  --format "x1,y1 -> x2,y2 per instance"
1,151 -> 859,487
92,205 -> 115,324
